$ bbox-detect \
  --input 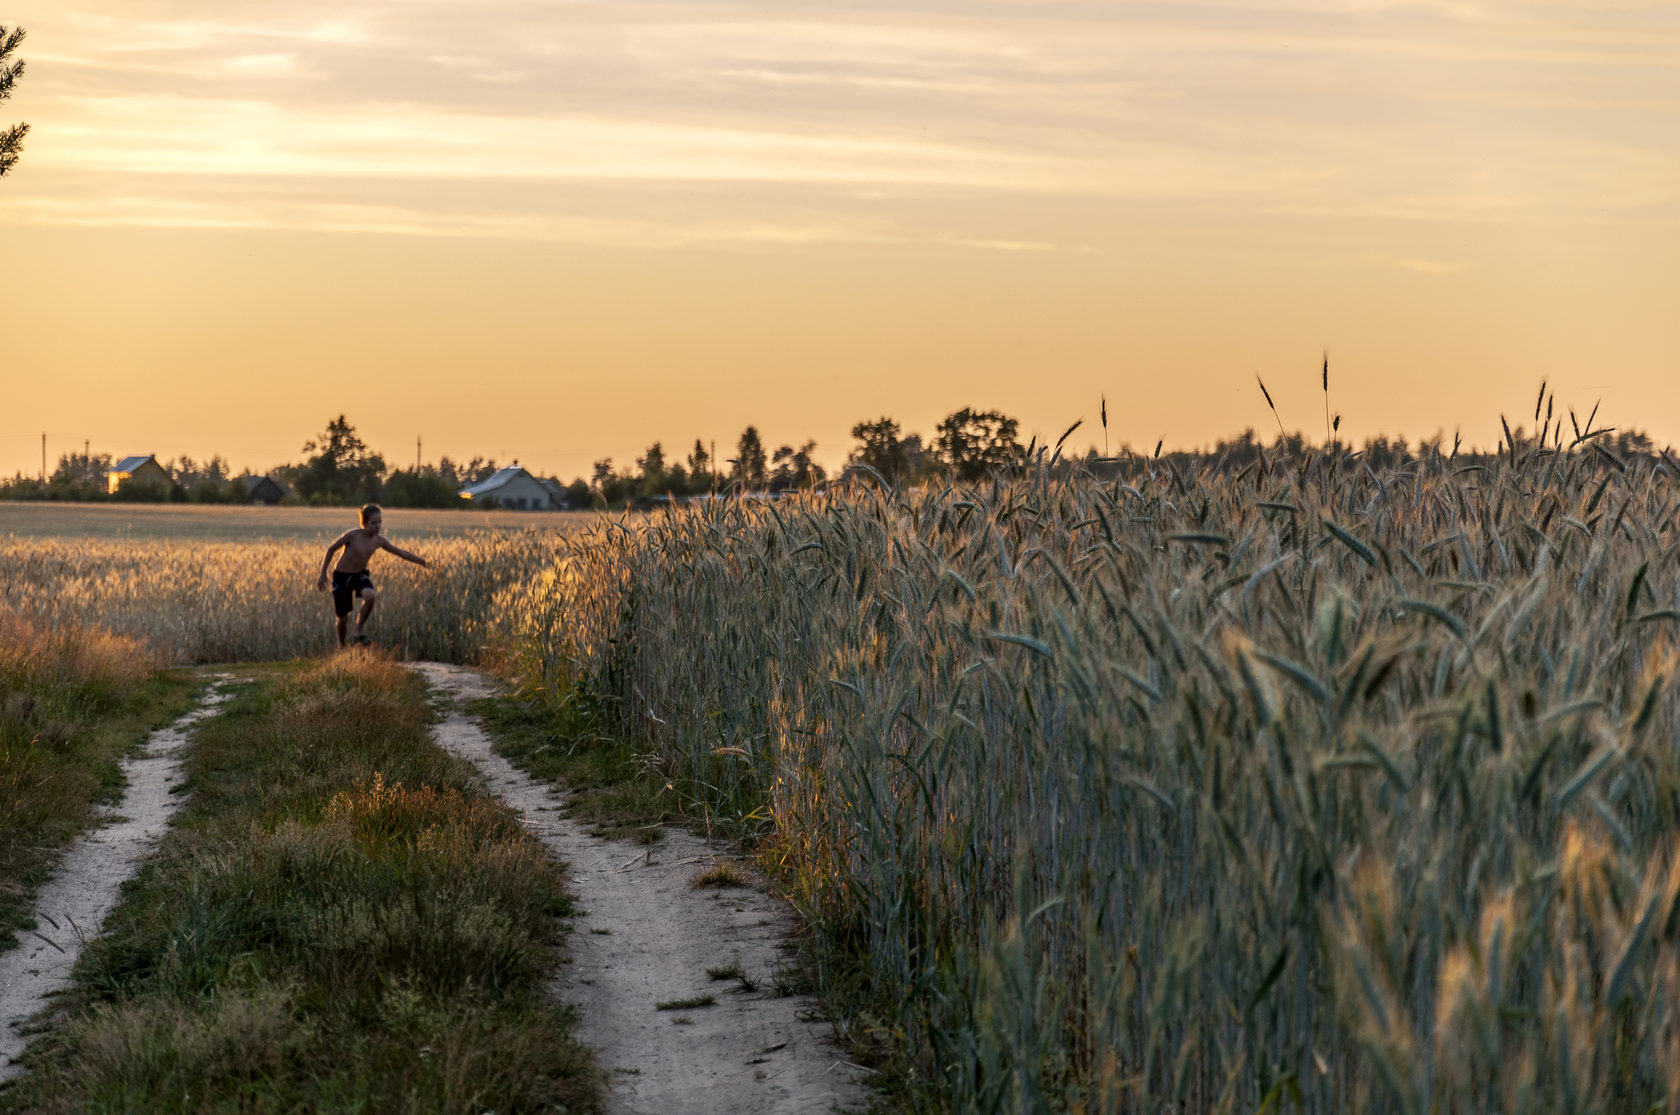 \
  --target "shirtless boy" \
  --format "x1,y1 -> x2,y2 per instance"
316,504 -> 428,647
